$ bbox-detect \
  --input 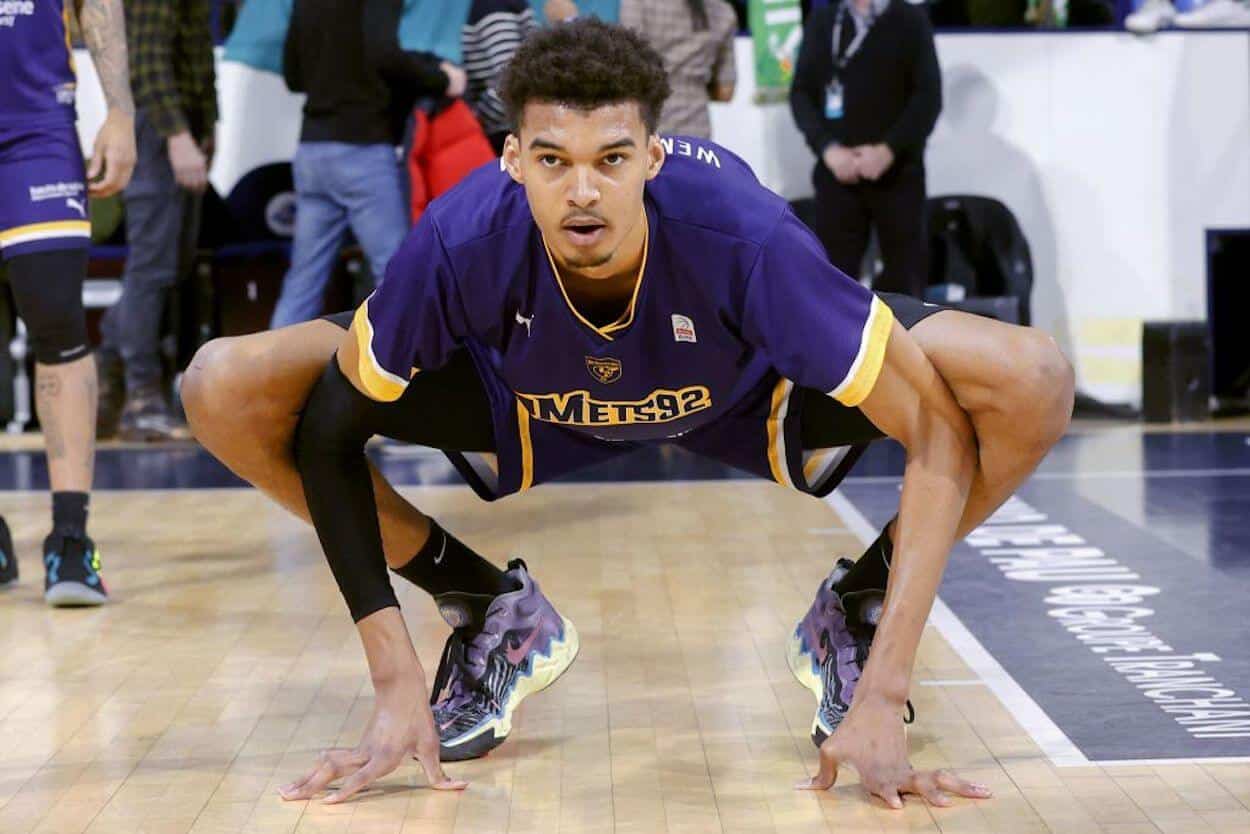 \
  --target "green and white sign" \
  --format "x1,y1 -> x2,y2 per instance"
749,0 -> 803,102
